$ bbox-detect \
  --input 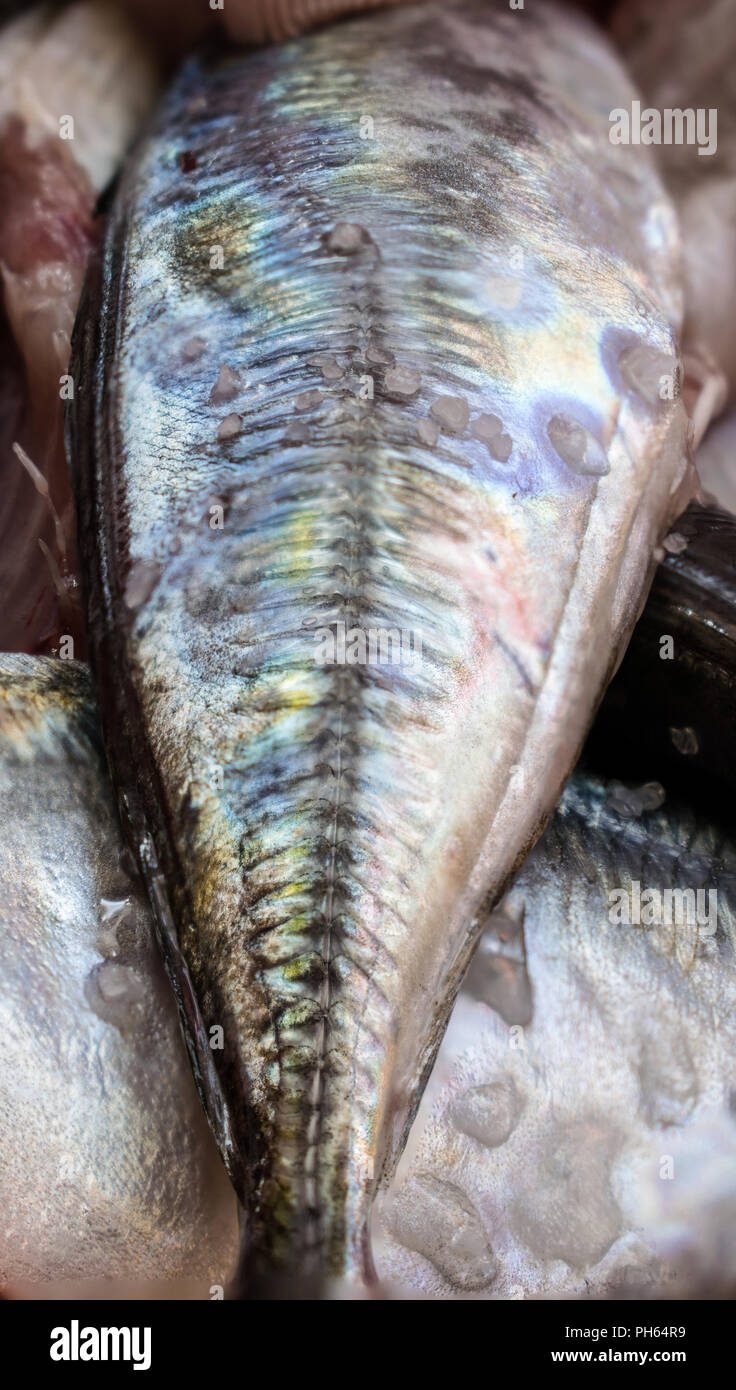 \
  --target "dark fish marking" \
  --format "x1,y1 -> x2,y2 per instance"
494,631 -> 535,696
